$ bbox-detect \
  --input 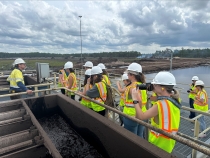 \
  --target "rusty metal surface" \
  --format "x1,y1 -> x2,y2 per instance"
56,94 -> 174,158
